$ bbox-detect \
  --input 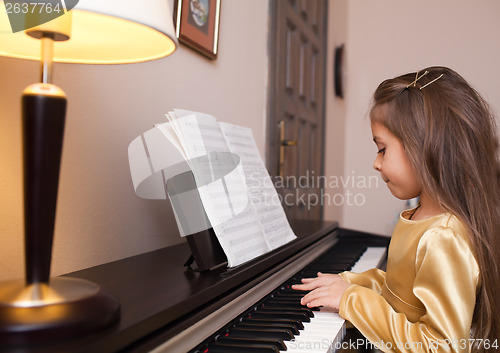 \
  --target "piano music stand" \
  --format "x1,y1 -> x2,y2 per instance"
184,228 -> 227,271
166,171 -> 227,272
